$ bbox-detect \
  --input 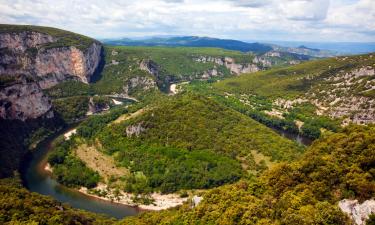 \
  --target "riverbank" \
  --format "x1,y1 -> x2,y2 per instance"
47,127 -> 188,211
44,159 -> 187,211
79,183 -> 188,211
